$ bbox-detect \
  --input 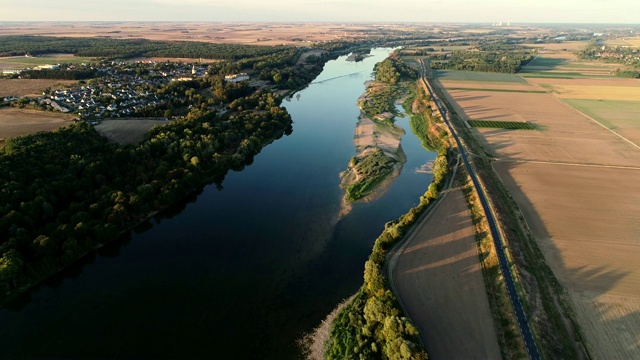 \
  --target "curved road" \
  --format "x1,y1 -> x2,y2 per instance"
417,60 -> 541,360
